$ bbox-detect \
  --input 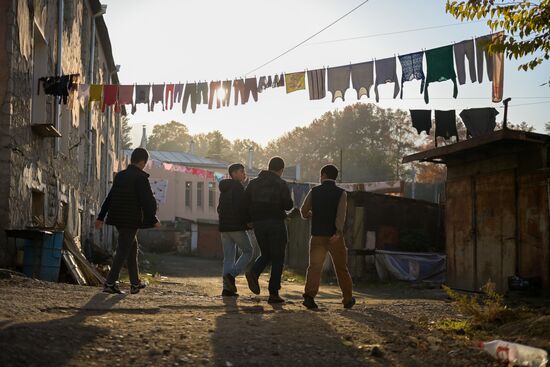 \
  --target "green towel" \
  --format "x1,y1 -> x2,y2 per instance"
424,45 -> 458,104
